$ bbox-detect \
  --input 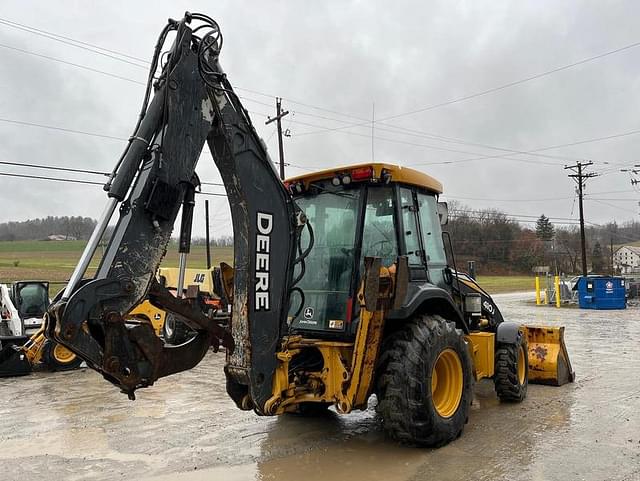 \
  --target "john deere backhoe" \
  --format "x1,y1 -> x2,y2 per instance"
46,13 -> 573,447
